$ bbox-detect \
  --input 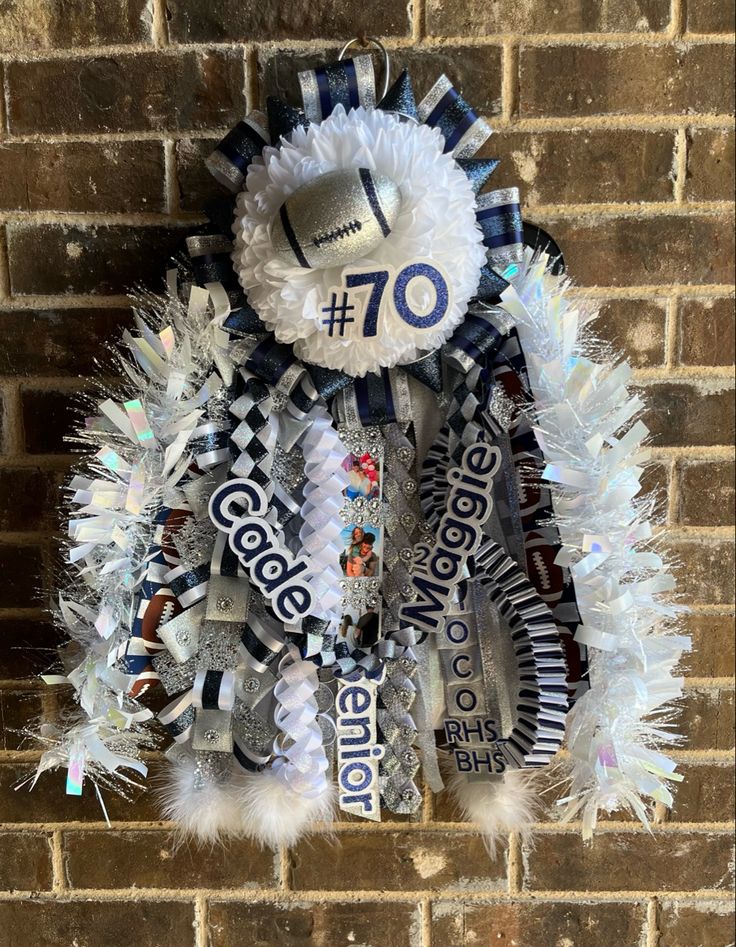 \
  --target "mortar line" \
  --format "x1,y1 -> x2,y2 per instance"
0,886 -> 731,903
501,40 -> 519,122
673,127 -> 689,203
163,139 -> 181,218
665,291 -> 680,369
151,0 -> 169,48
667,452 -> 681,526
278,845 -> 291,891
1,201 -> 733,227
646,897 -> 660,947
670,0 -> 685,38
1,33 -> 734,61
50,829 -> 65,892
244,44 -> 260,109
0,225 -> 10,302
411,0 -> 425,43
420,898 -> 432,947
0,210 -> 201,227
507,832 -> 523,894
194,892 -> 208,947
1,115 -> 733,147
